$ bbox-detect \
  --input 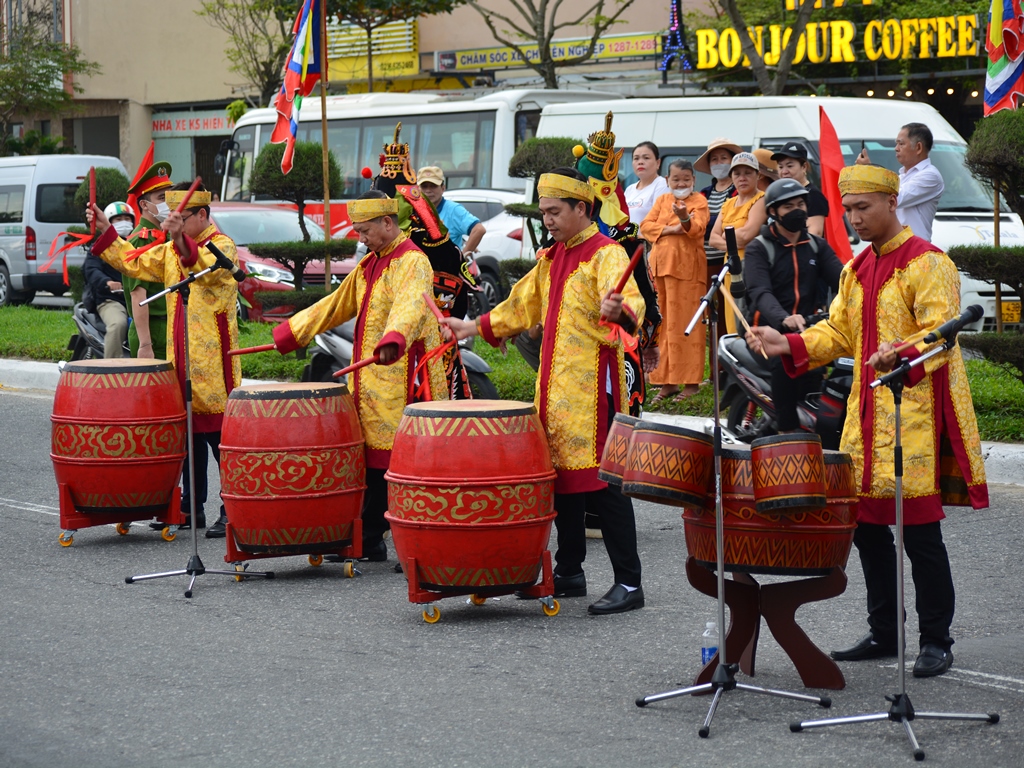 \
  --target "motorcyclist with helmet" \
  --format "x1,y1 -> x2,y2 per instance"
742,178 -> 844,432
81,202 -> 135,358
